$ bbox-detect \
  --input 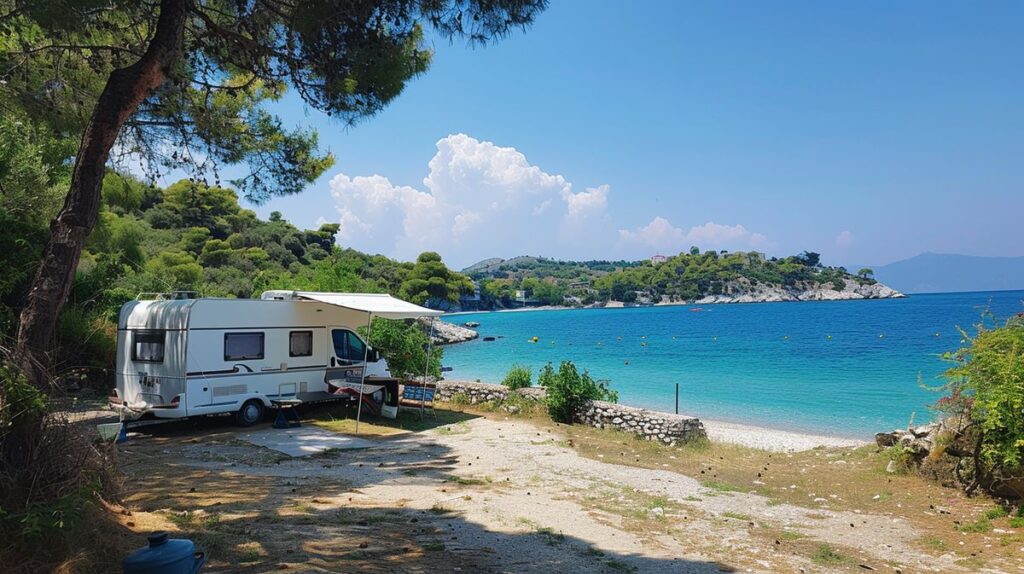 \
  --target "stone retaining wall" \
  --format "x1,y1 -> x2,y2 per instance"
435,380 -> 547,403
436,380 -> 705,446
575,401 -> 707,446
